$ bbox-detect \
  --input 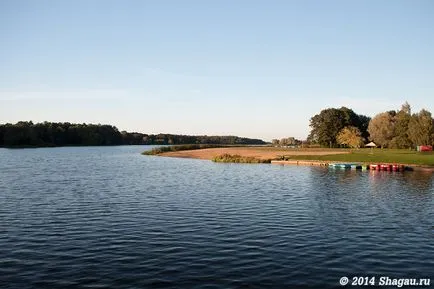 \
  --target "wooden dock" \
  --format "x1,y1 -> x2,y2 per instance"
271,160 -> 422,172
271,160 -> 331,166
